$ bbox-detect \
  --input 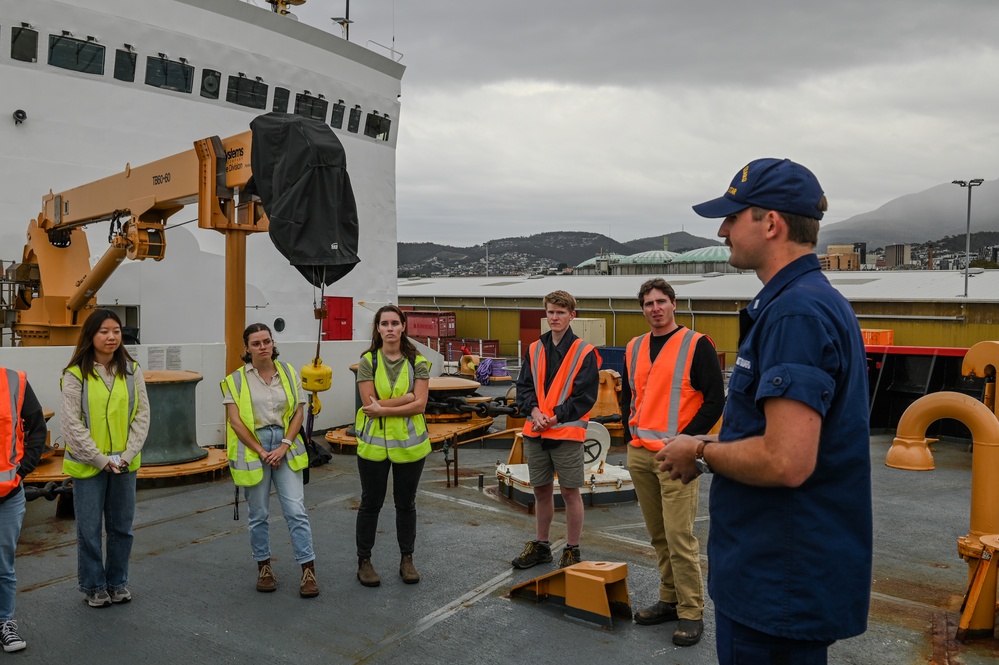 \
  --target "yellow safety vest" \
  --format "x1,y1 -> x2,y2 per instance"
221,362 -> 308,487
355,350 -> 431,463
62,363 -> 141,479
